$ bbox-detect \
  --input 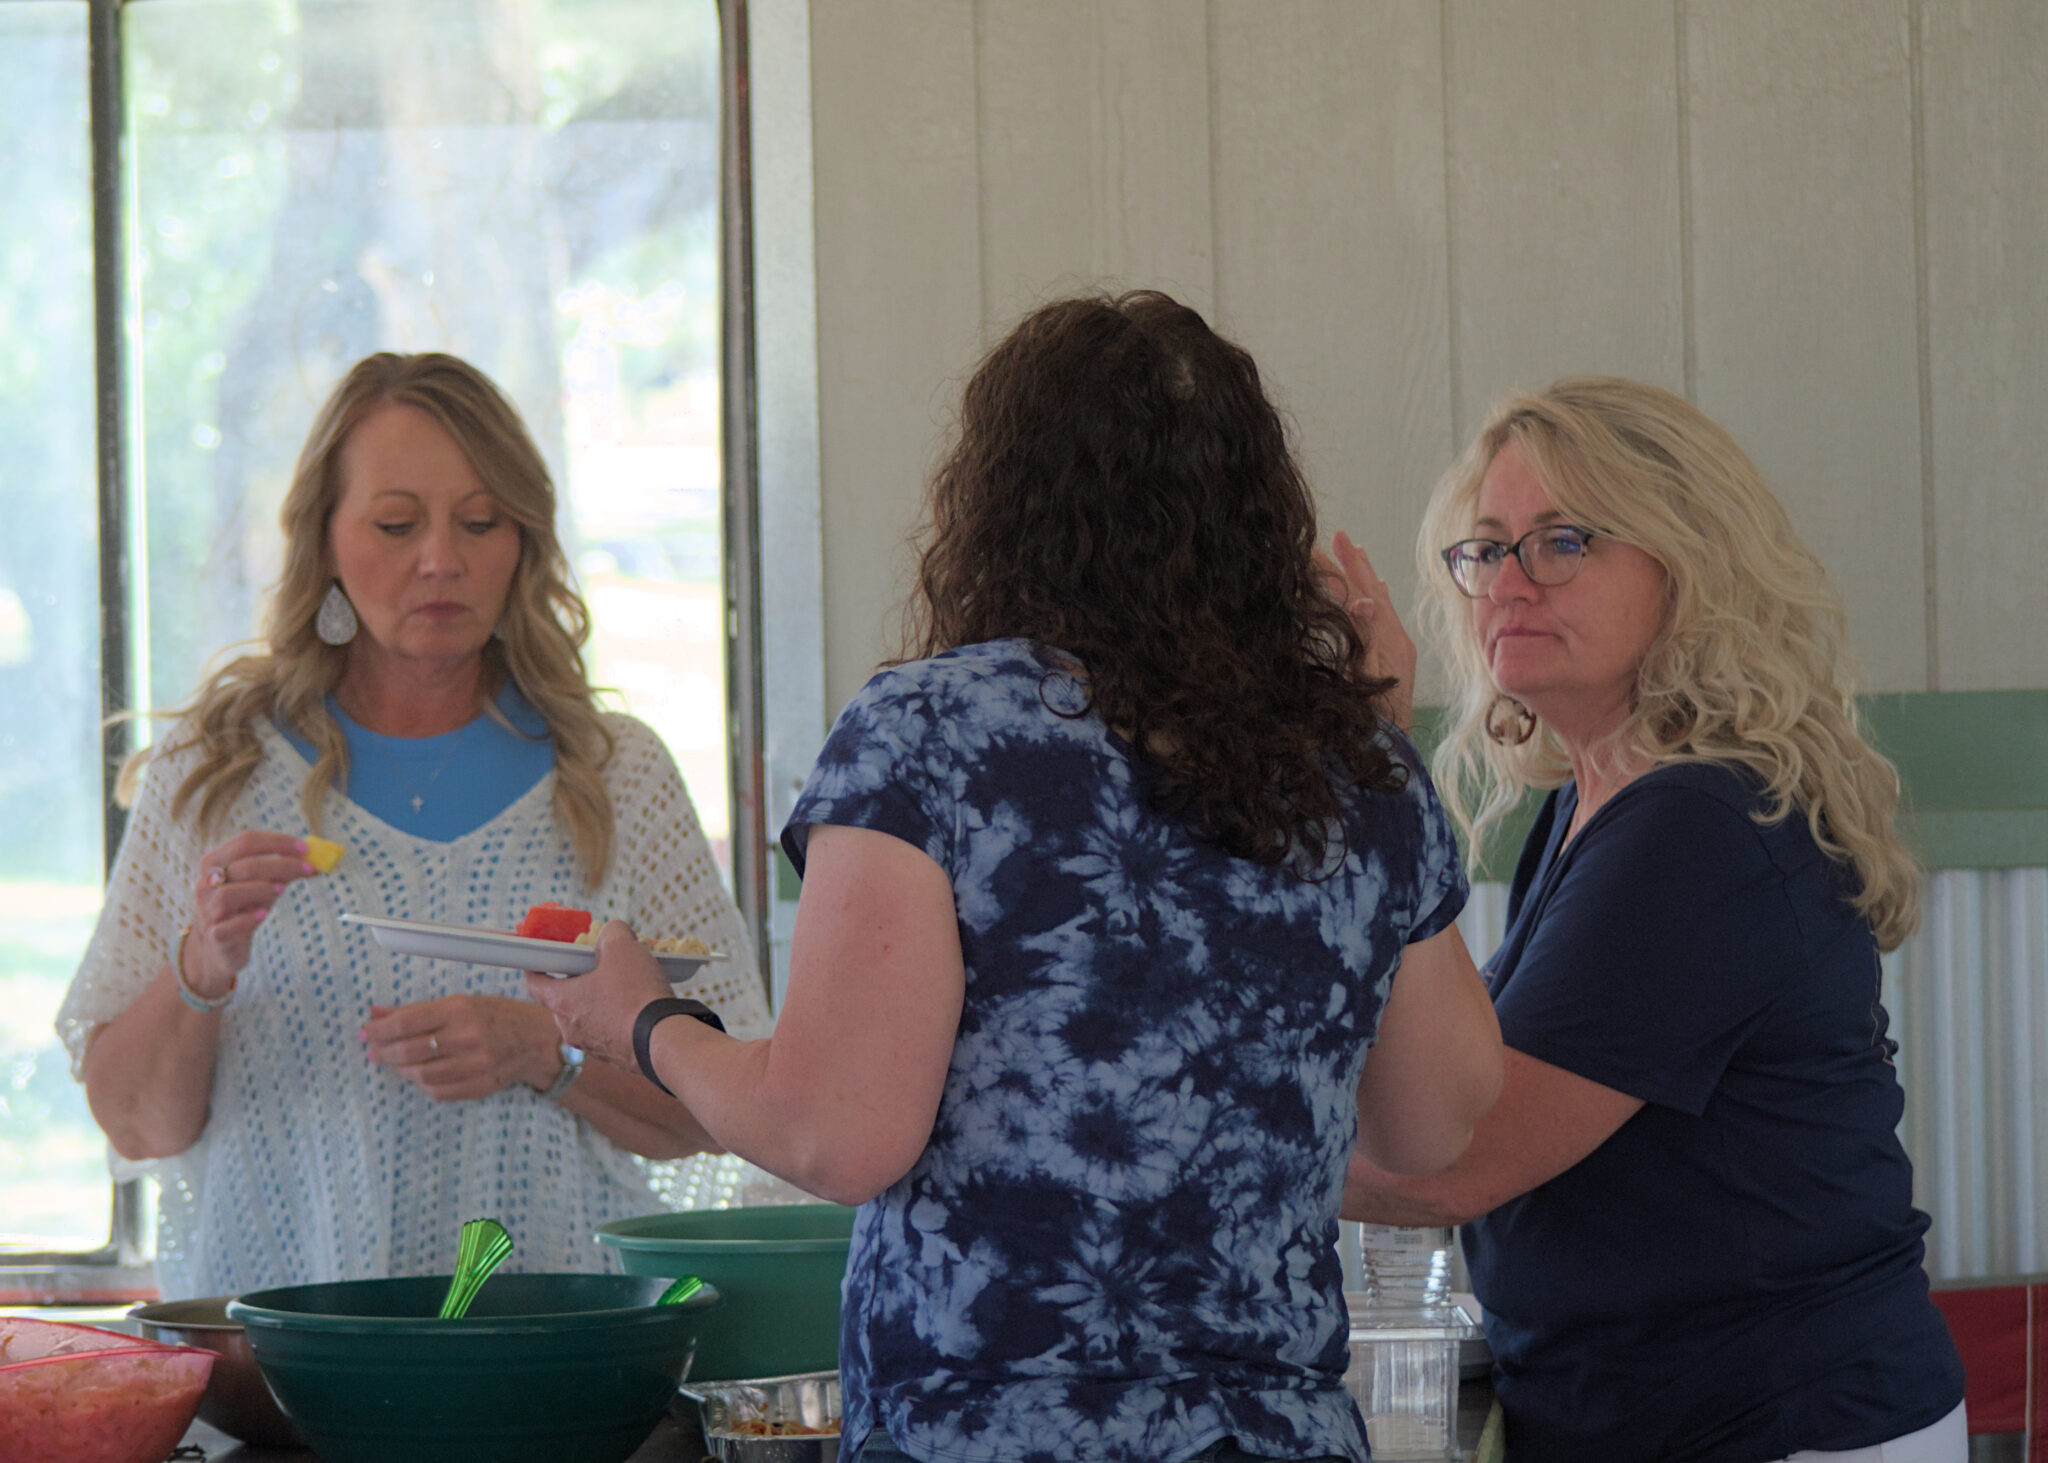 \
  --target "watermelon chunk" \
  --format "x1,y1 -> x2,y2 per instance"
516,902 -> 593,943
